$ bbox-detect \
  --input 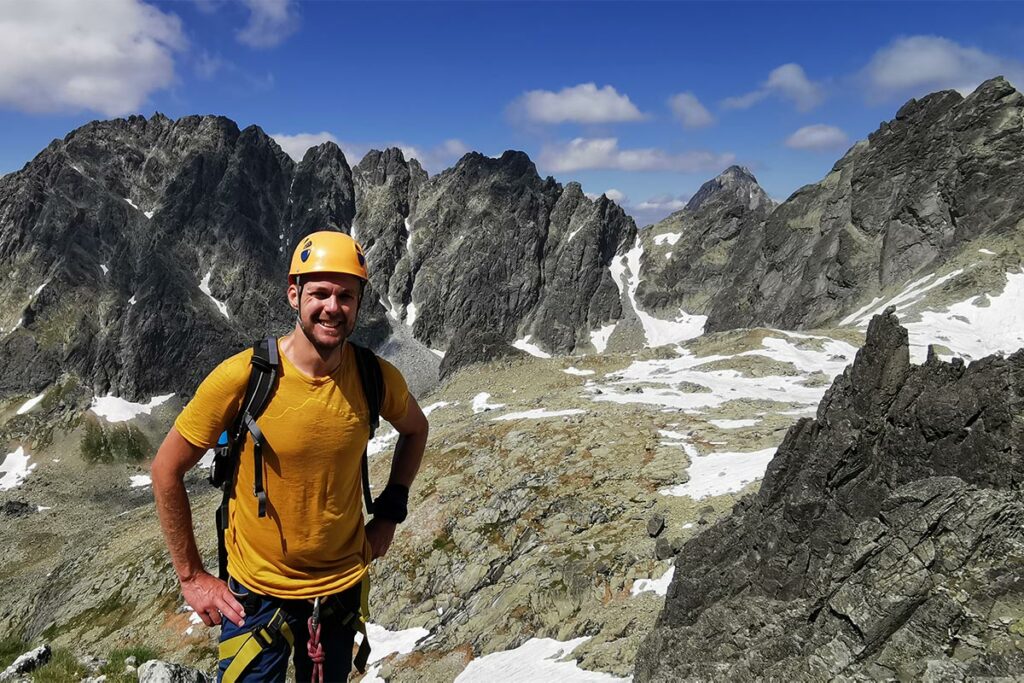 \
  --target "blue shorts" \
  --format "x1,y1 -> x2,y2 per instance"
217,577 -> 360,682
